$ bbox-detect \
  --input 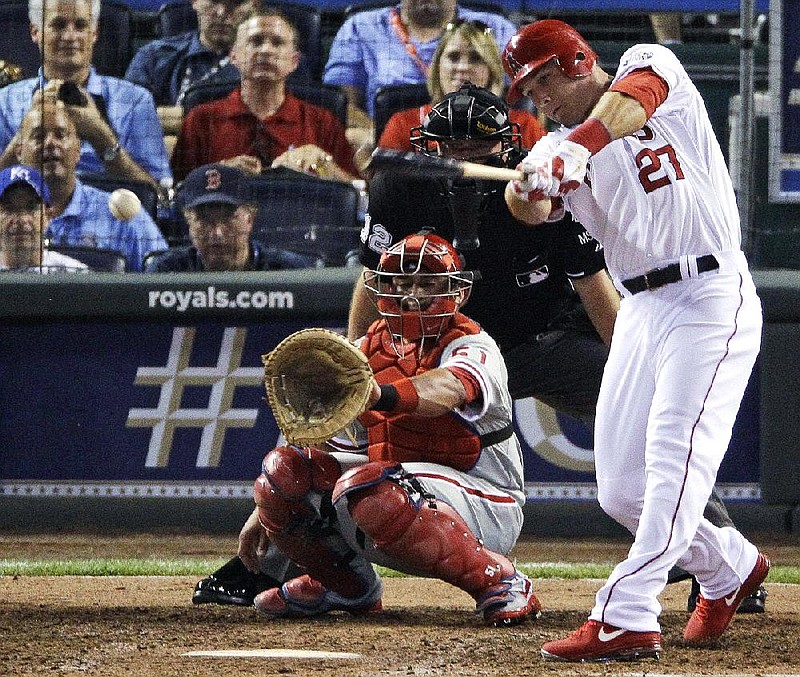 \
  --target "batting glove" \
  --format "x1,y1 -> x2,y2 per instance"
550,140 -> 591,195
510,145 -> 558,202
